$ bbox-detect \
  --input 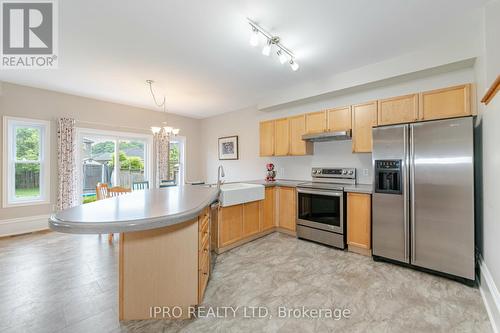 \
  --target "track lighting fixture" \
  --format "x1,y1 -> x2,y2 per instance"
247,18 -> 299,71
